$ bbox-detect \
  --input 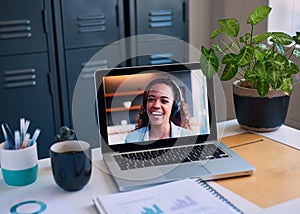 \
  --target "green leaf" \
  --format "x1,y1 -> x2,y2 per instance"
274,43 -> 285,55
237,45 -> 254,66
253,33 -> 271,44
247,6 -> 271,26
256,78 -> 270,97
244,69 -> 257,81
273,54 -> 289,70
270,32 -> 293,46
269,70 -> 281,89
293,49 -> 300,58
265,60 -> 277,73
200,46 -> 219,78
218,18 -> 239,37
240,33 -> 251,43
289,62 -> 299,74
293,32 -> 300,45
280,78 -> 293,95
224,42 -> 234,51
212,44 -> 222,53
221,64 -> 238,81
255,61 -> 266,78
254,48 -> 265,62
210,29 -> 221,39
257,44 -> 267,50
222,53 -> 238,64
